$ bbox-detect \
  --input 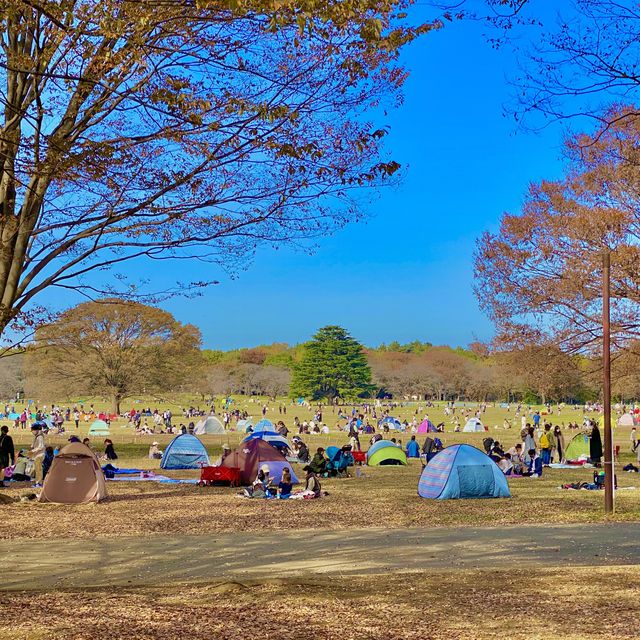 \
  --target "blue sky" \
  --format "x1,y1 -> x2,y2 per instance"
43,7 -> 574,351
158,12 -> 570,350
